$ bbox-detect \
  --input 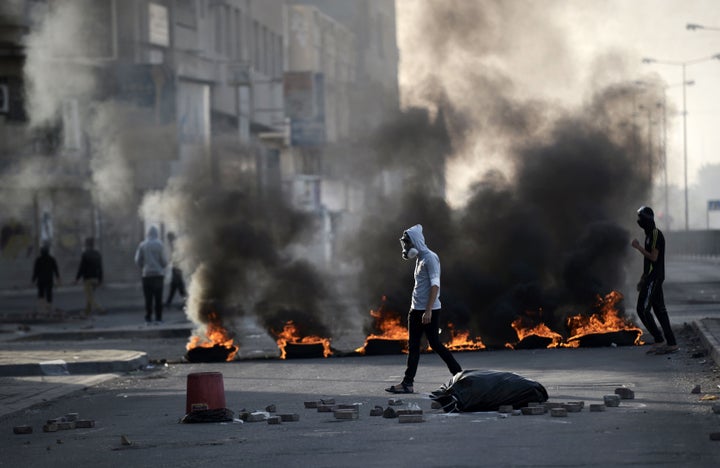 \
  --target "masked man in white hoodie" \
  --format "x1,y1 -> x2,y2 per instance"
135,226 -> 167,324
386,224 -> 462,394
